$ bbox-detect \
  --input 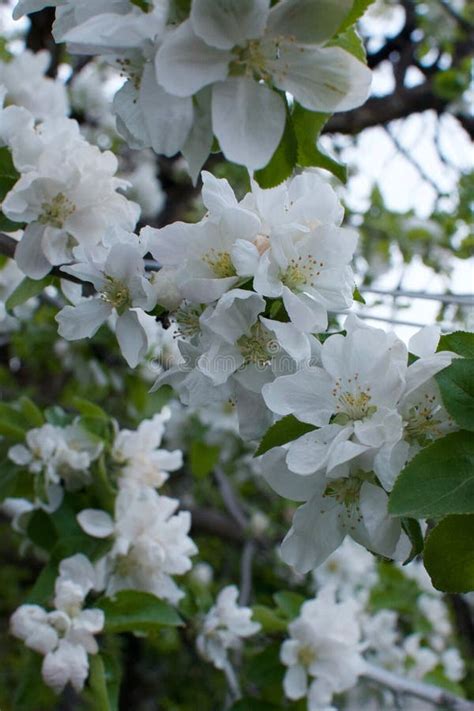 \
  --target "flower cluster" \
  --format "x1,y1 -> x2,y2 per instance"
7,421 -> 102,513
13,0 -> 371,174
281,586 -> 365,711
151,169 -> 358,440
10,554 -> 104,694
0,102 -> 139,279
196,585 -> 261,670
260,318 -> 457,571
